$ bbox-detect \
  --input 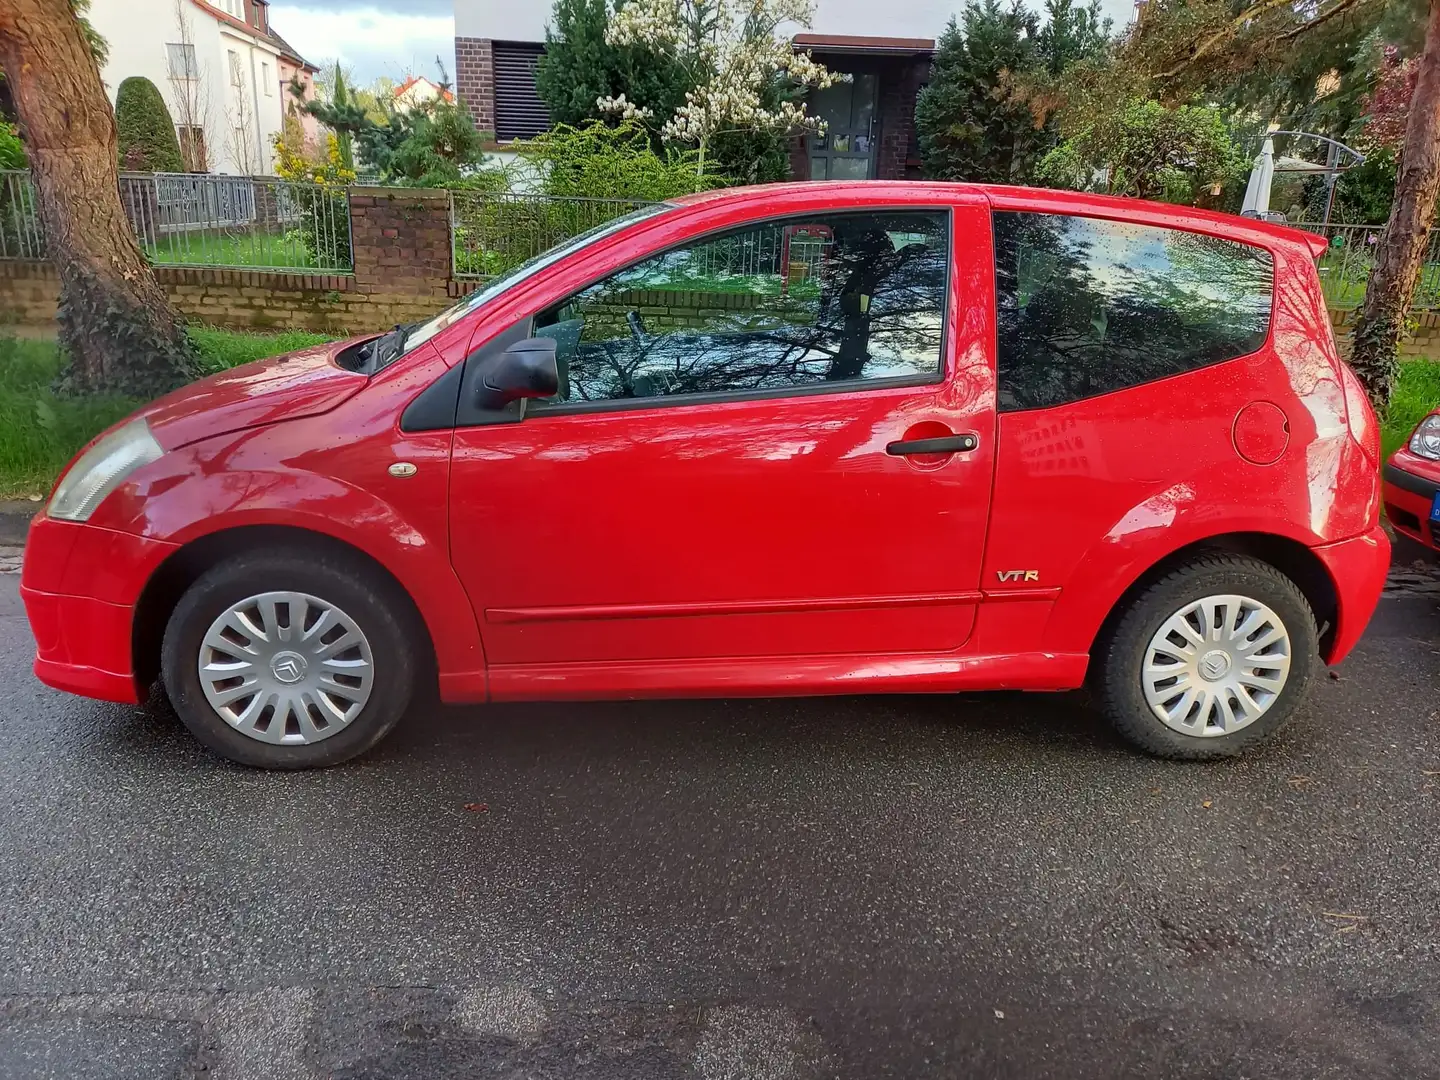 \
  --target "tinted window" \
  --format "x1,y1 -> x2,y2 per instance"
994,213 -> 1273,412
532,211 -> 948,406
